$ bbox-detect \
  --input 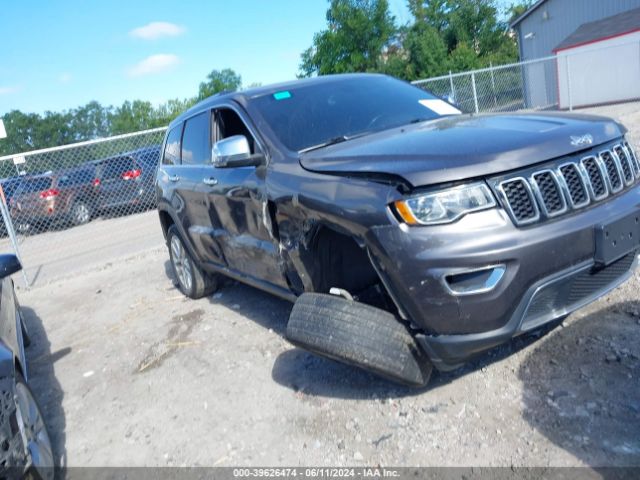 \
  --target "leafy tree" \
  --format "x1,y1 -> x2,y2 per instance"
403,0 -> 518,74
507,1 -> 535,25
197,69 -> 242,100
299,0 -> 396,77
402,23 -> 449,79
